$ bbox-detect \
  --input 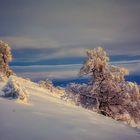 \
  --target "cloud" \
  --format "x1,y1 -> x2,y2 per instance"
1,0 -> 140,53
11,64 -> 81,73
12,64 -> 81,80
11,60 -> 140,81
1,36 -> 59,49
114,61 -> 140,75
2,35 -> 140,64
1,0 -> 140,80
